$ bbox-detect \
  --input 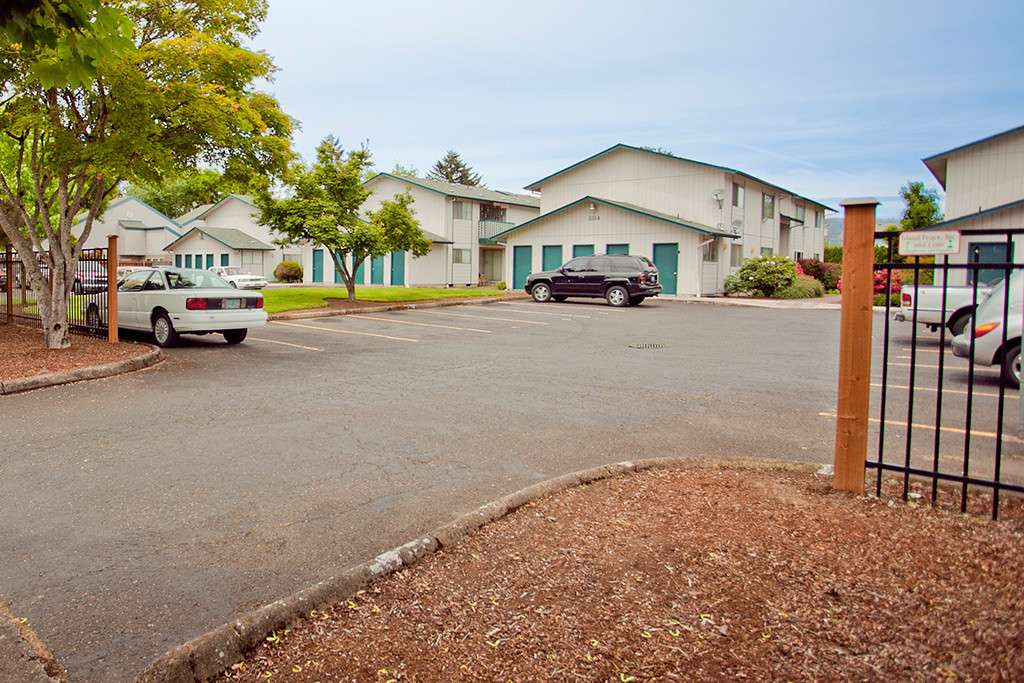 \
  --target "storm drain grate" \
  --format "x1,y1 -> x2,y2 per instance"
628,343 -> 670,350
